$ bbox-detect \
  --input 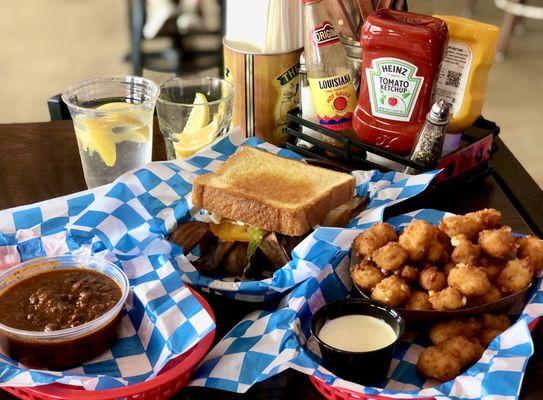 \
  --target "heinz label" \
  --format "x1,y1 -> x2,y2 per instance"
312,20 -> 339,47
366,57 -> 424,122
308,73 -> 356,131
